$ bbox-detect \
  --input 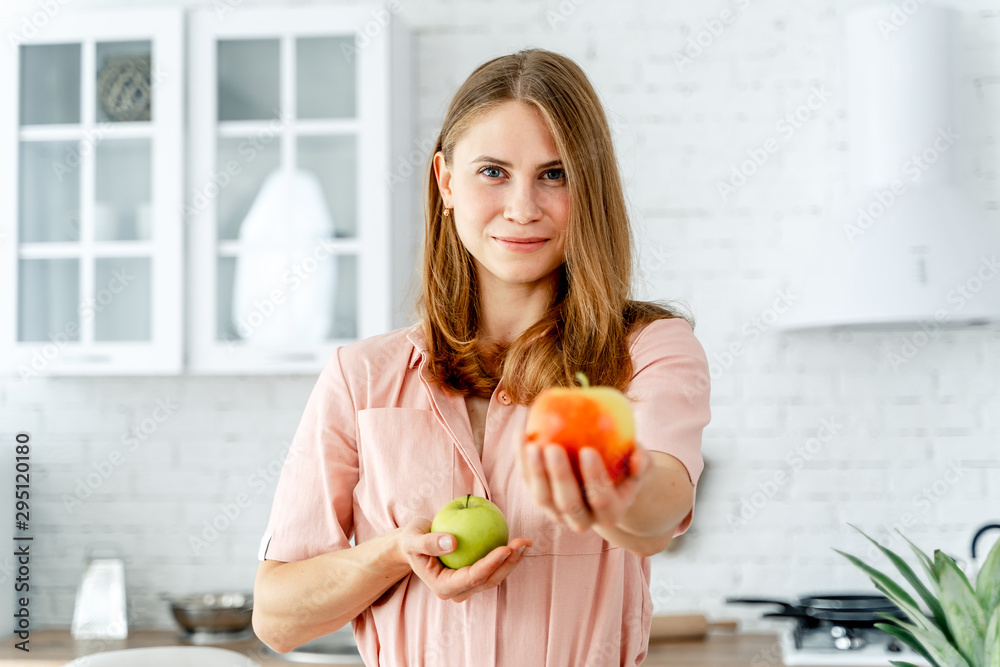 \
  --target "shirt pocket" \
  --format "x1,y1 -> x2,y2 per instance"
516,493 -> 612,556
356,408 -> 455,531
